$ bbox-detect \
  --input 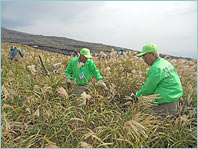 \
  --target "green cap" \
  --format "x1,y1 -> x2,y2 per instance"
80,48 -> 92,58
136,44 -> 158,57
